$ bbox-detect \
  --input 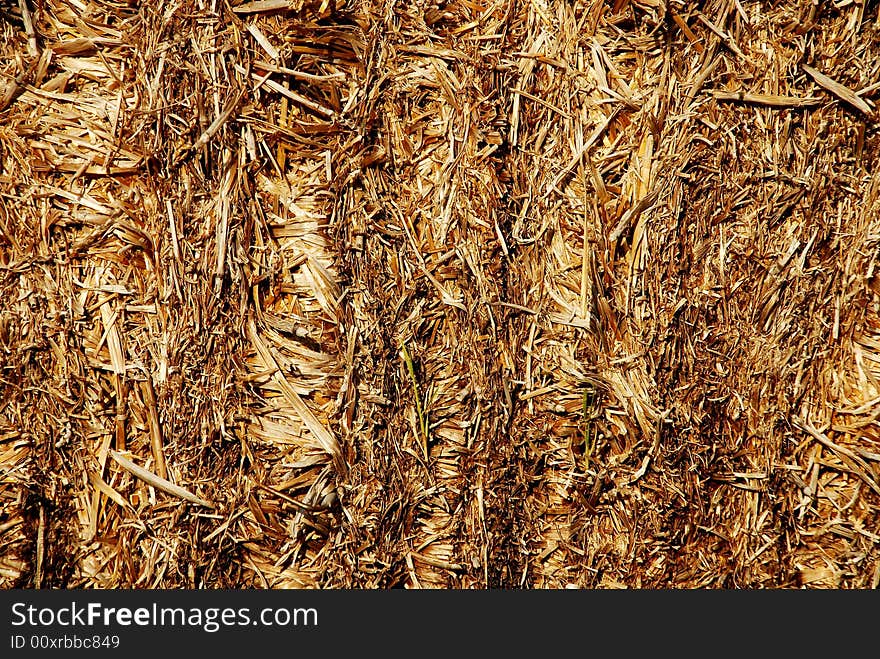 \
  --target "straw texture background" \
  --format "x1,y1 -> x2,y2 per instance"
2,0 -> 880,588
